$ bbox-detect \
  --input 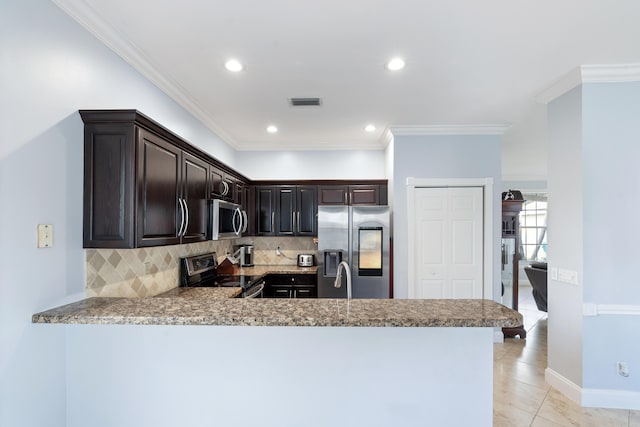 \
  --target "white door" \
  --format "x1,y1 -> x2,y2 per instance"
413,187 -> 483,299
